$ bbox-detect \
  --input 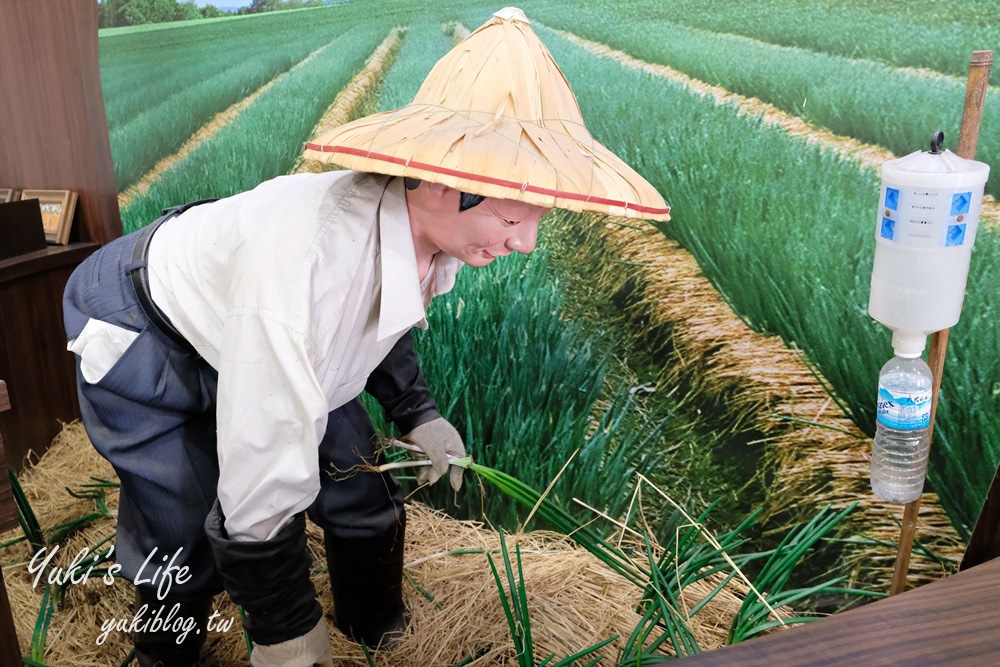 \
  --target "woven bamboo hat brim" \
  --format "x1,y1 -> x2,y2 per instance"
303,8 -> 670,220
